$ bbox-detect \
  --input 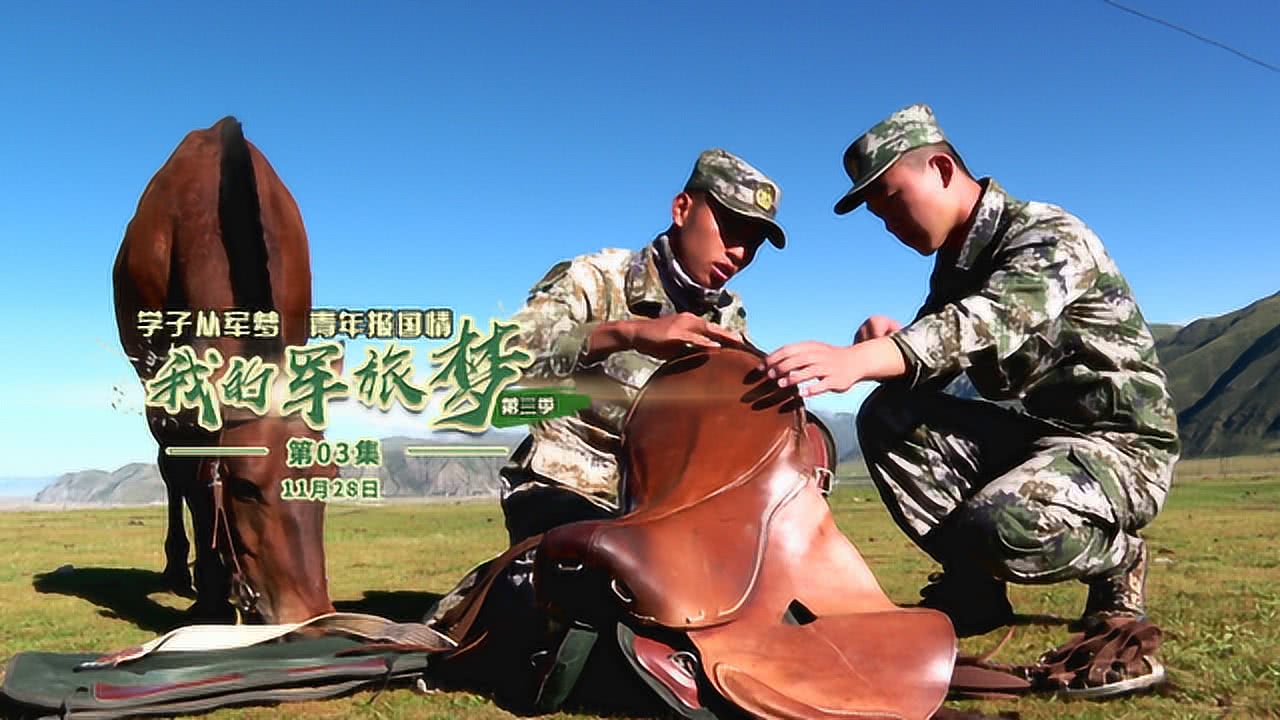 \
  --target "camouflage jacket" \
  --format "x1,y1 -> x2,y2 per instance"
891,178 -> 1180,473
503,238 -> 749,507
